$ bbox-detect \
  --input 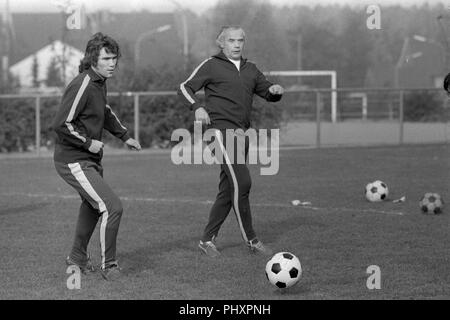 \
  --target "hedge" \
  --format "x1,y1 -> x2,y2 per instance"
0,93 -> 283,152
